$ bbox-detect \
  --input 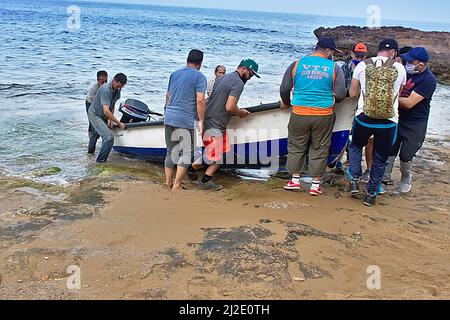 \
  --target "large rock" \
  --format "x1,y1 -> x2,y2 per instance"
314,26 -> 450,85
